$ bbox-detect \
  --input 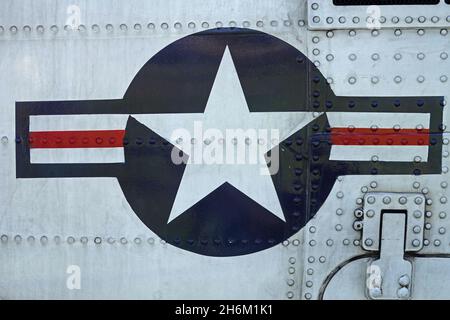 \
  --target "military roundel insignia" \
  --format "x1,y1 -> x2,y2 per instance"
16,28 -> 443,256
